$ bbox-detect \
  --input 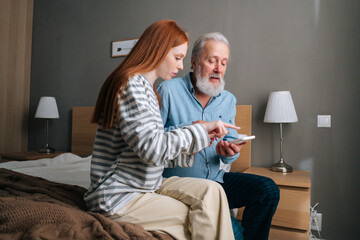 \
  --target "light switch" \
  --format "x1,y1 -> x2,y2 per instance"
317,115 -> 331,128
